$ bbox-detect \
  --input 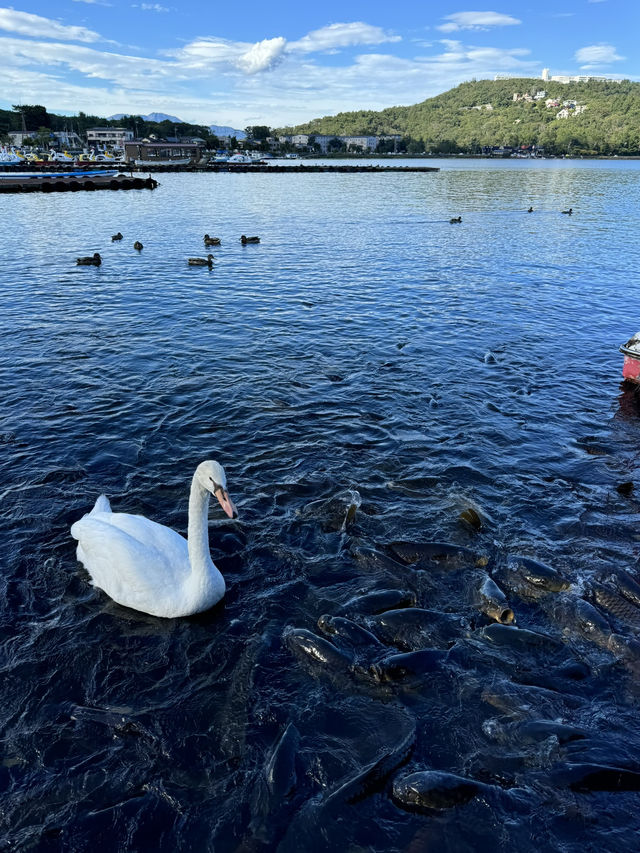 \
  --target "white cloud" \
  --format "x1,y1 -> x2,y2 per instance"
575,43 -> 624,66
288,22 -> 400,53
237,37 -> 287,73
0,8 -> 101,41
135,3 -> 172,11
166,37 -> 242,69
72,0 -> 112,5
438,11 -> 521,33
0,36 -> 184,87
